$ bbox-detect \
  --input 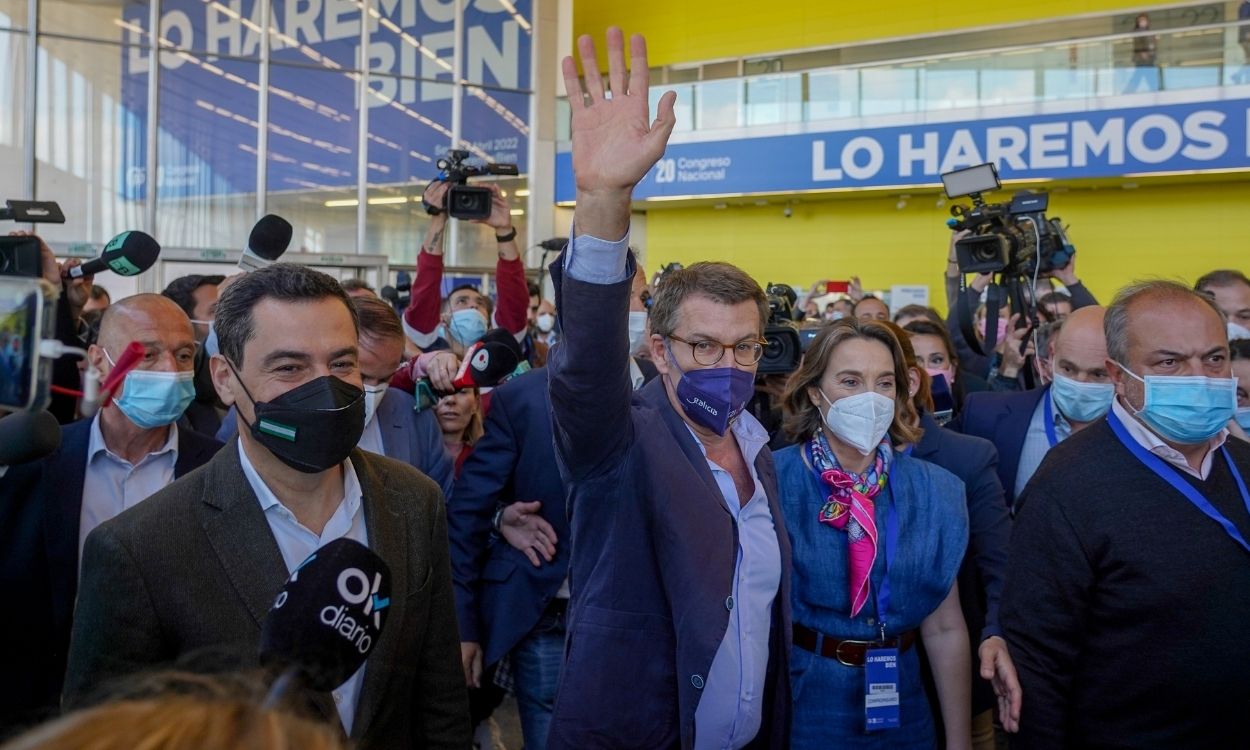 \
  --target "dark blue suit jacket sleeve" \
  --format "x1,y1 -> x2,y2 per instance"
447,386 -> 520,644
963,439 -> 1012,639
1066,281 -> 1098,309
547,250 -> 637,482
